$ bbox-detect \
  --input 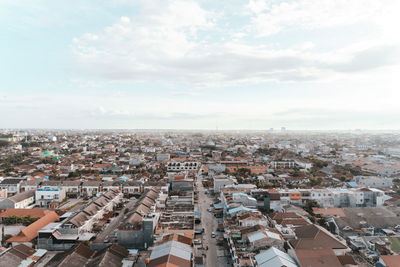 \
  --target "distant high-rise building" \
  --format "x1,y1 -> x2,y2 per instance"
281,127 -> 286,132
